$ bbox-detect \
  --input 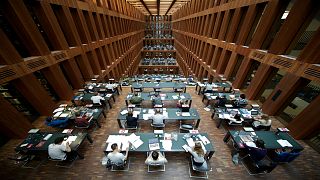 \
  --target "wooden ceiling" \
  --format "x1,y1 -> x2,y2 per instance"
126,0 -> 190,15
